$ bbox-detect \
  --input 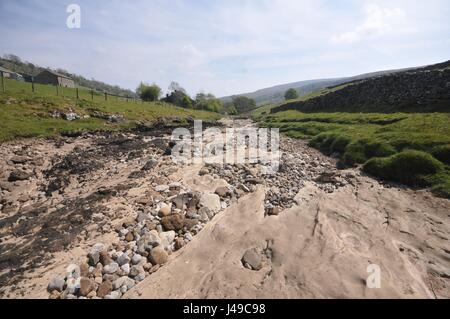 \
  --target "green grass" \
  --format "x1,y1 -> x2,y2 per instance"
0,78 -> 221,142
363,150 -> 444,186
258,110 -> 450,197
